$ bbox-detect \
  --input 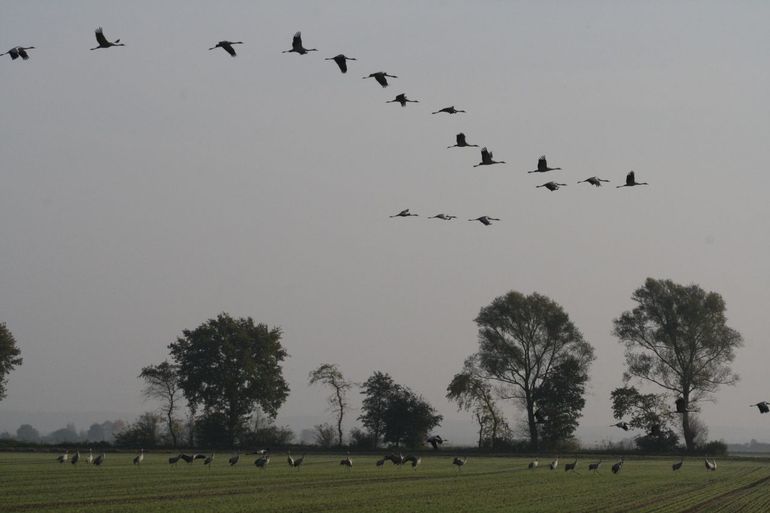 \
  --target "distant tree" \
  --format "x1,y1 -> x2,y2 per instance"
169,313 -> 290,447
86,423 -> 105,442
114,412 -> 161,448
138,361 -> 183,447
0,323 -> 23,401
308,363 -> 352,447
349,427 -> 375,449
471,291 -> 594,450
313,423 -> 336,448
359,371 -> 397,448
613,278 -> 743,451
610,385 -> 679,452
446,356 -> 506,448
46,423 -> 79,444
242,410 -> 294,447
103,420 -> 126,443
381,385 -> 442,449
534,357 -> 589,448
16,424 -> 40,443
